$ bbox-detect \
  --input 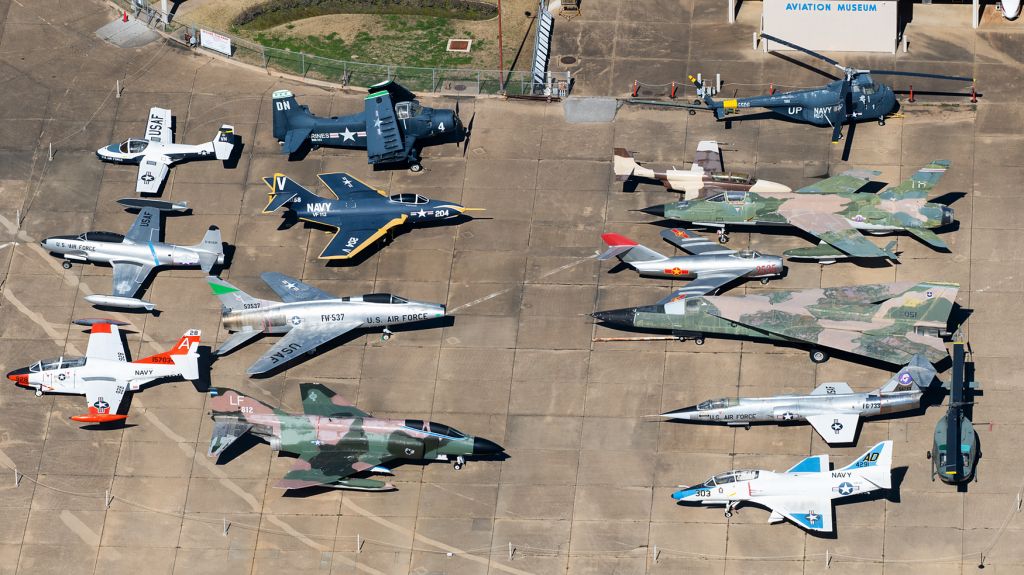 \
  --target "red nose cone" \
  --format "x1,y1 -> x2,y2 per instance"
6,370 -> 29,387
